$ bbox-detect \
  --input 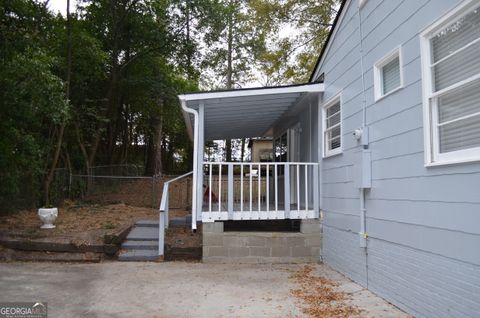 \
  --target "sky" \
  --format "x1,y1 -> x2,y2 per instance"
47,0 -> 77,16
